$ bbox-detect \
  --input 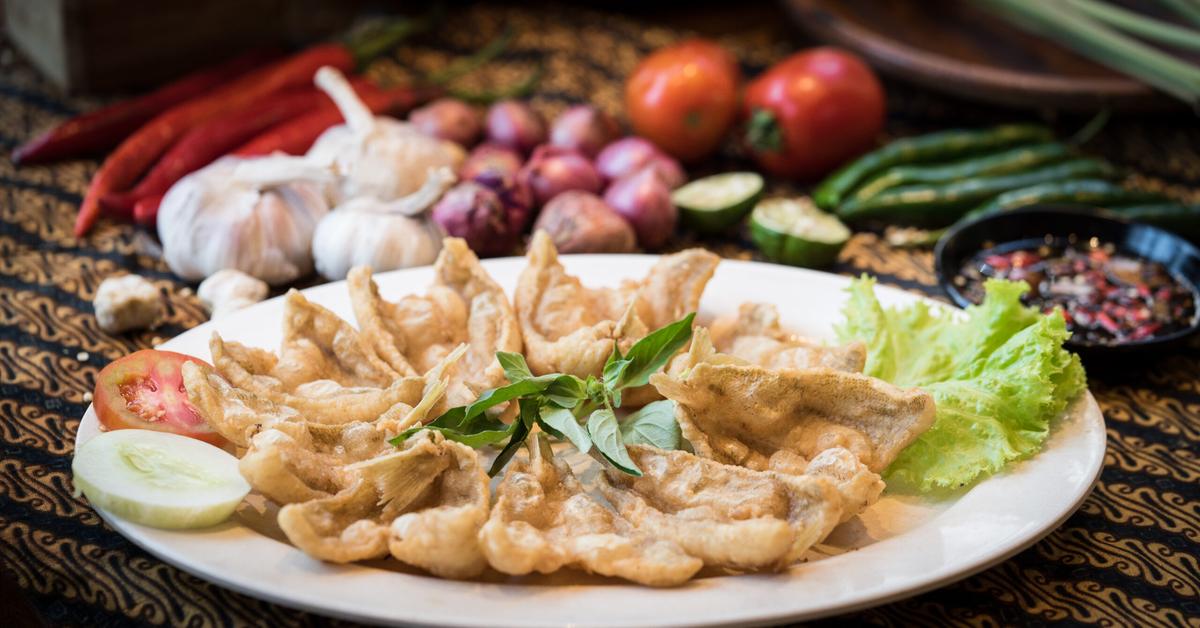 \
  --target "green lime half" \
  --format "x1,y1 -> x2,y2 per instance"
673,172 -> 765,234
749,197 -> 851,268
